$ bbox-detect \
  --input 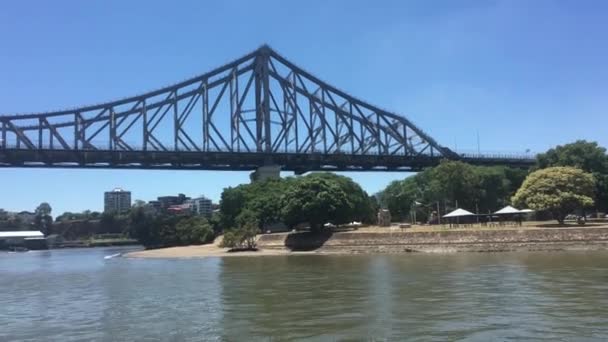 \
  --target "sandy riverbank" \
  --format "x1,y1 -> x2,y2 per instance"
125,244 -> 298,258
124,235 -> 311,259
124,224 -> 608,259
